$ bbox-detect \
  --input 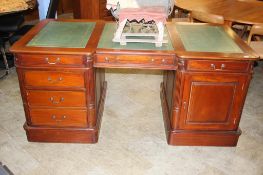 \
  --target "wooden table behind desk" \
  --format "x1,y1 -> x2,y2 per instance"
73,0 -> 113,20
175,0 -> 263,25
